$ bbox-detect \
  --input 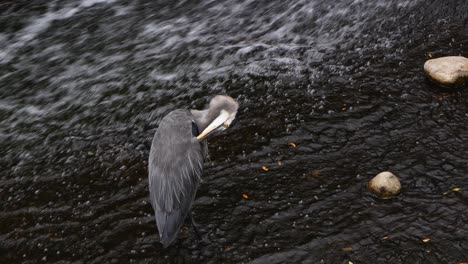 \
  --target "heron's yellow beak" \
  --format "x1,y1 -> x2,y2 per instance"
196,110 -> 230,140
